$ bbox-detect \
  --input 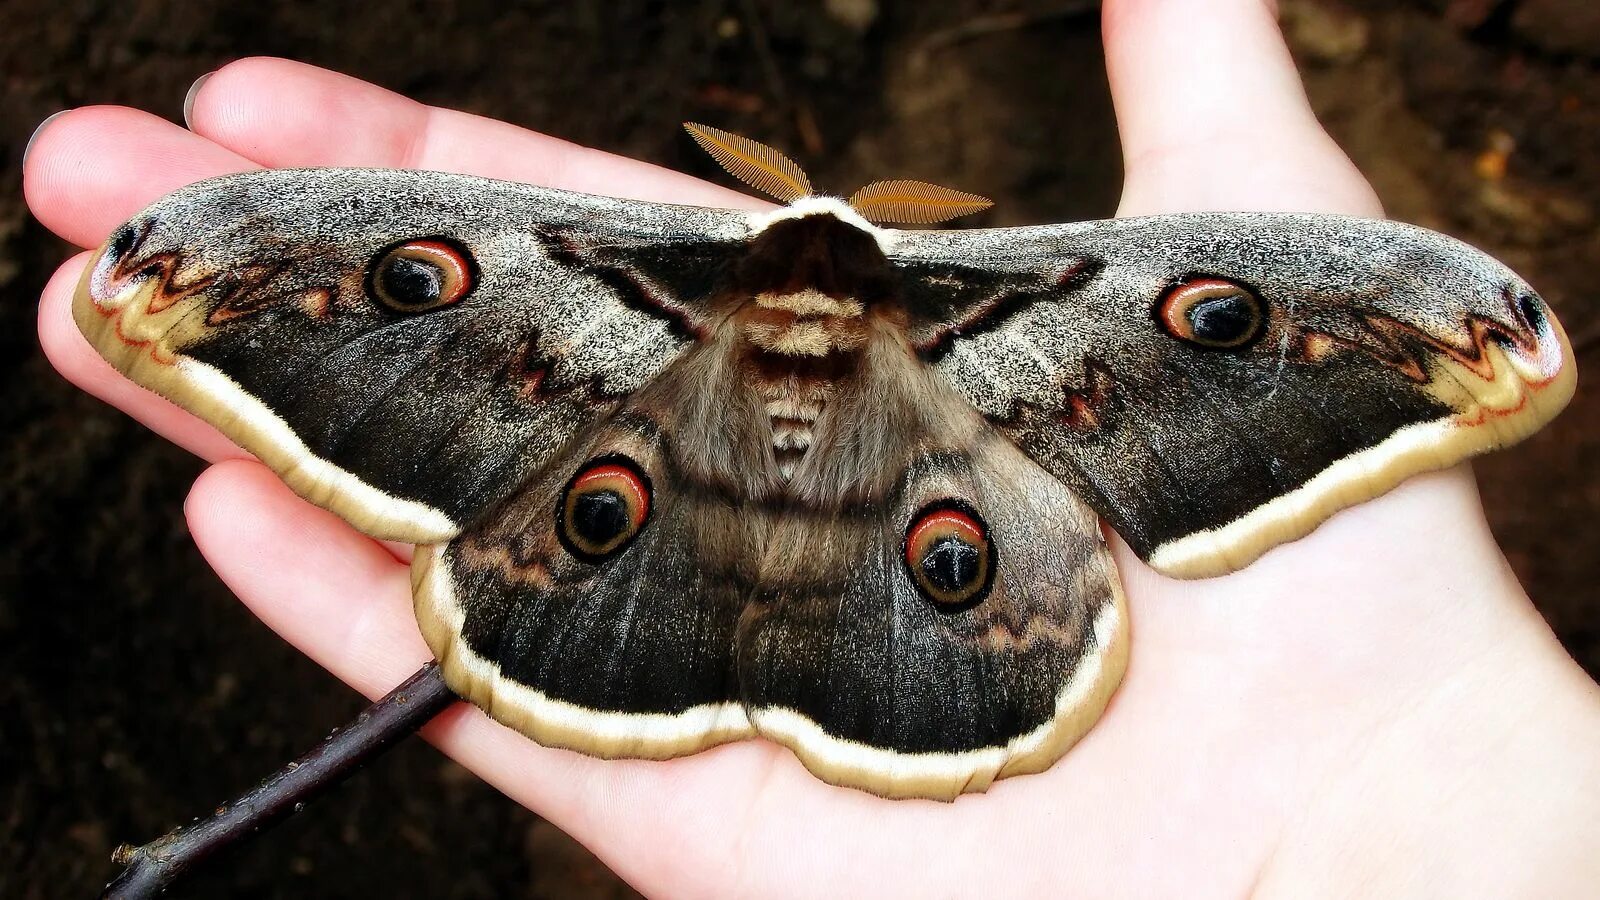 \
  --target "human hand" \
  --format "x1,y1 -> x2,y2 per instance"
26,0 -> 1600,896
